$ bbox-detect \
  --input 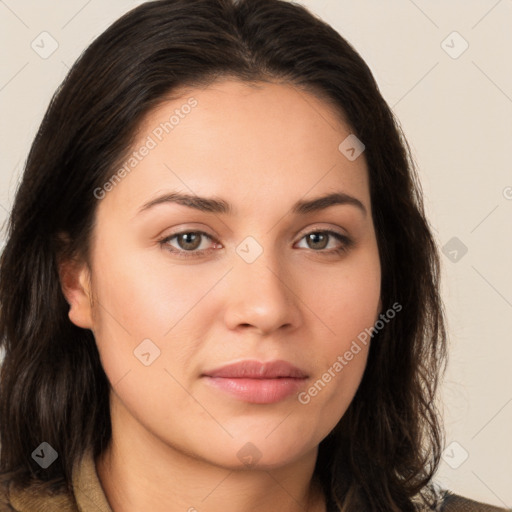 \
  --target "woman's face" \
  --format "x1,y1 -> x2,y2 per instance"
69,79 -> 381,469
